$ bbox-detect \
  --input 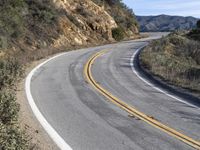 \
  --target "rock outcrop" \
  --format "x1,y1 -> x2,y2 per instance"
53,0 -> 117,47
0,0 -> 139,59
